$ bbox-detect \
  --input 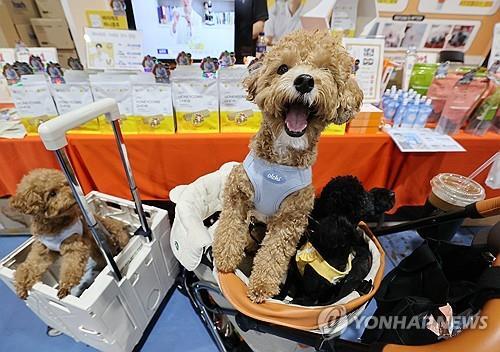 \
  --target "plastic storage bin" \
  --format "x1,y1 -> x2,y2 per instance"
0,99 -> 179,352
